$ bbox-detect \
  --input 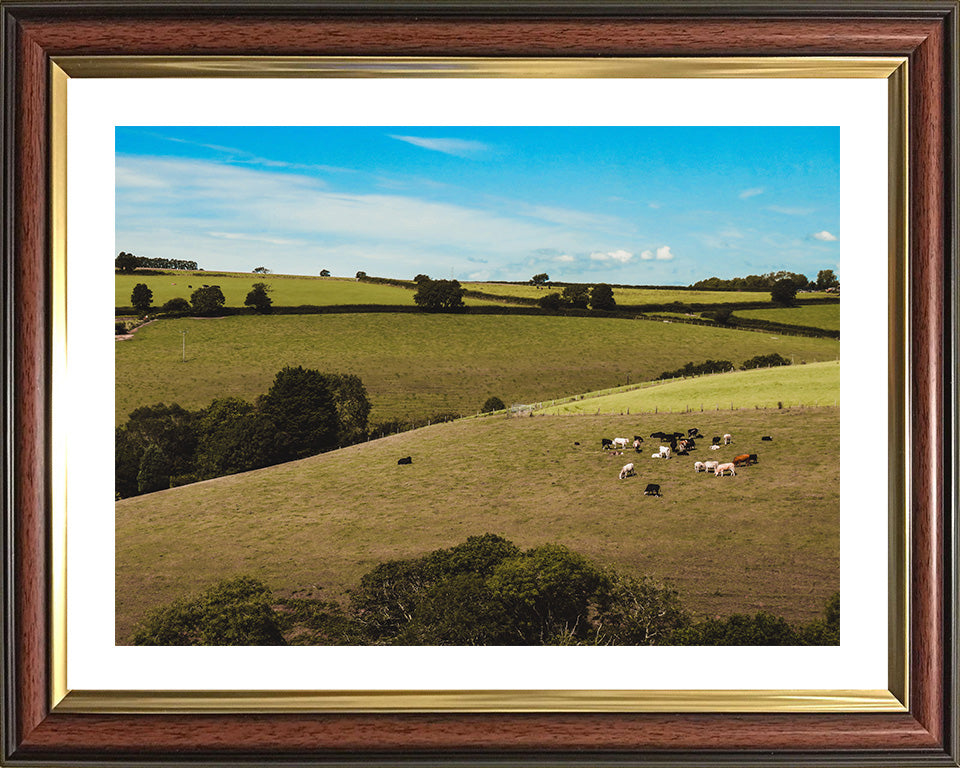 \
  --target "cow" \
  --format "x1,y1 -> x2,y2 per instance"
613,437 -> 629,450
712,436 -> 721,445
709,444 -> 721,451
633,435 -> 645,444
733,453 -> 752,467
601,438 -> 613,449
685,439 -> 696,450
644,483 -> 662,496
705,460 -> 719,473
688,428 -> 704,439
748,453 -> 759,464
715,462 -> 736,476
723,433 -> 733,445
694,461 -> 705,472
761,436 -> 773,441
658,445 -> 672,459
651,452 -> 663,459
397,456 -> 413,465
633,439 -> 643,452
619,462 -> 636,480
